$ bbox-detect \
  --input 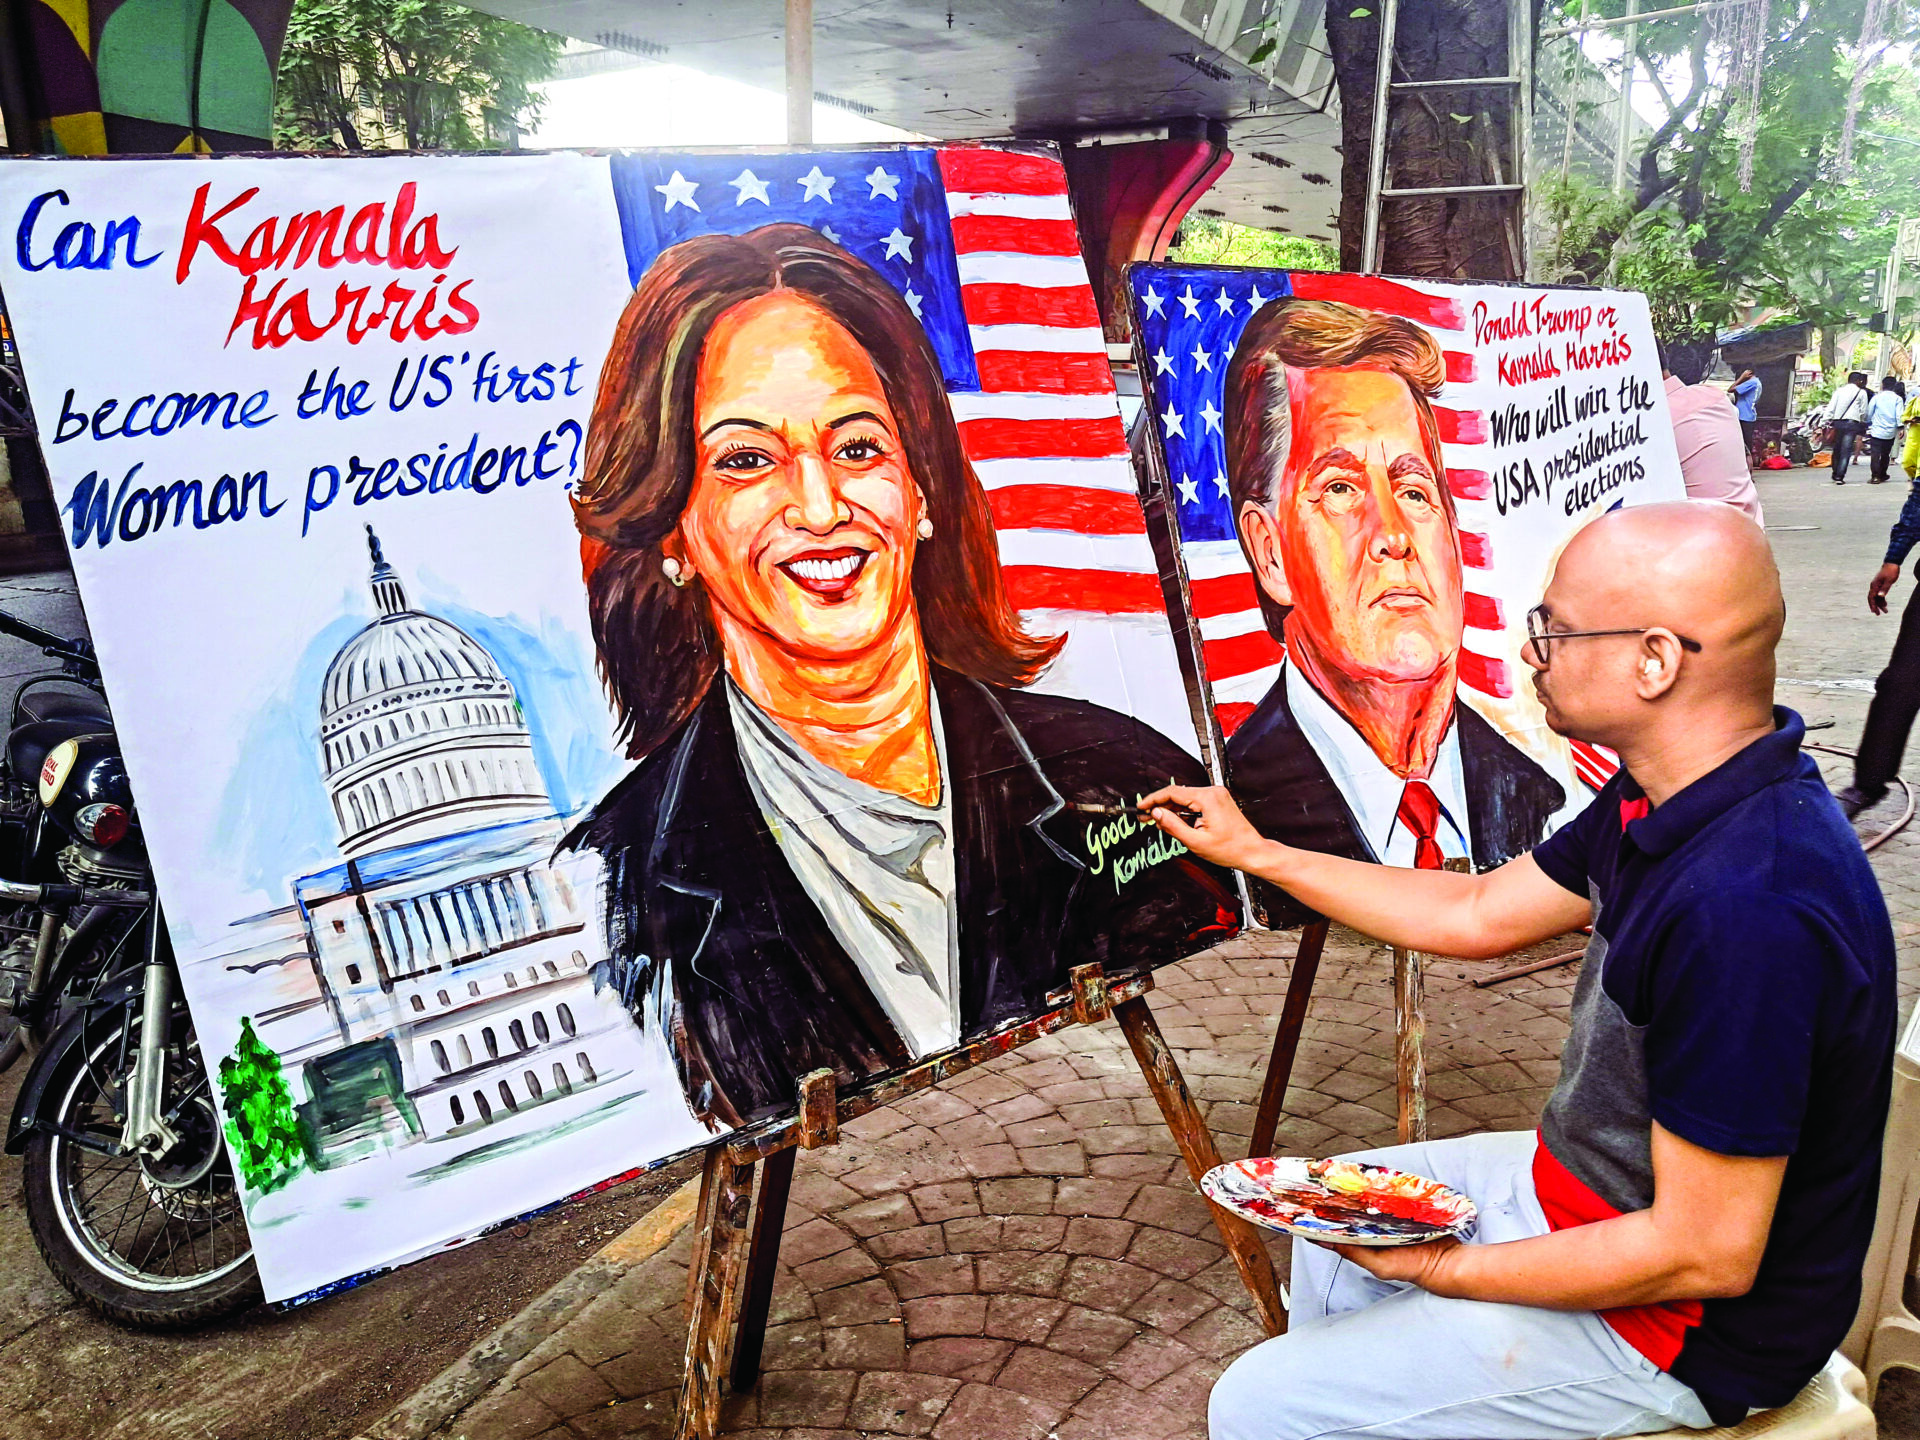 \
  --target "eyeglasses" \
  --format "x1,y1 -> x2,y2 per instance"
1524,605 -> 1703,667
